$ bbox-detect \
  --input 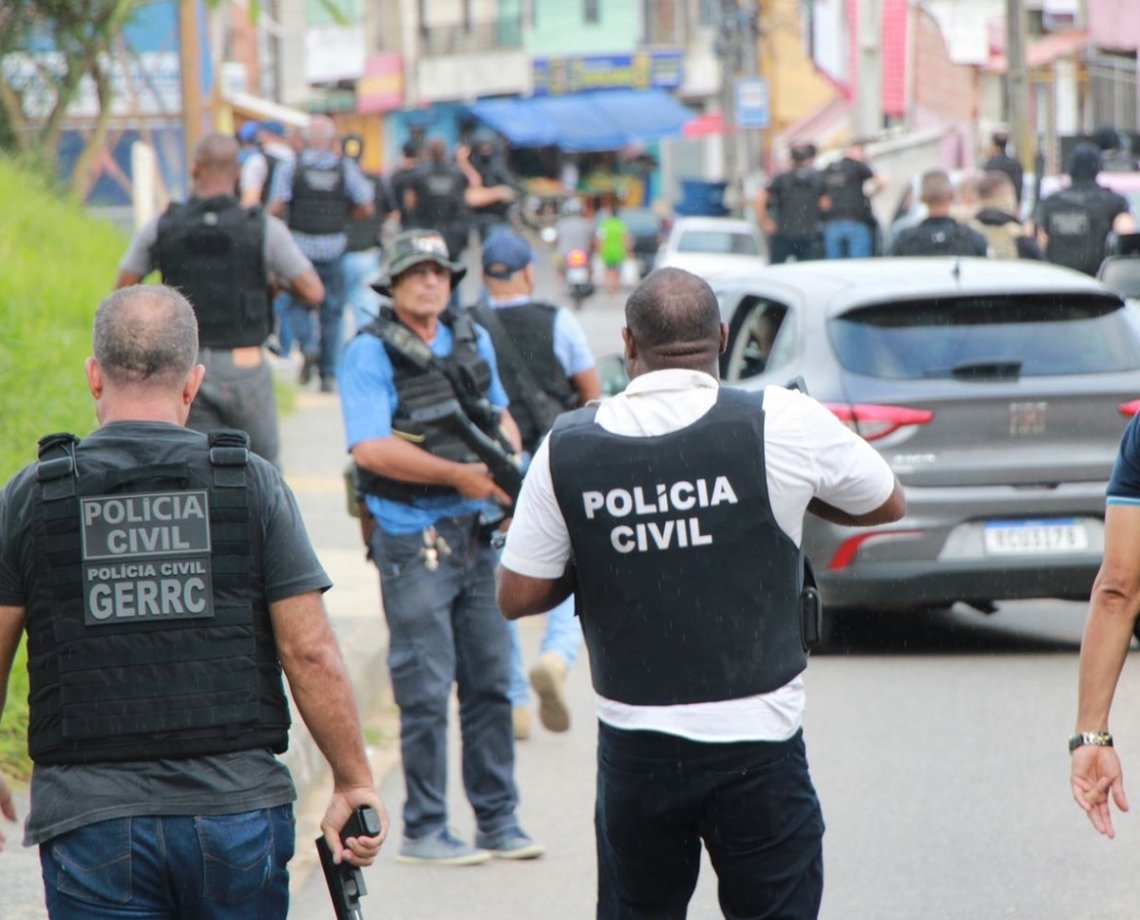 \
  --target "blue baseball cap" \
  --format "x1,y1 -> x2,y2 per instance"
482,229 -> 534,279
261,120 -> 286,137
237,122 -> 260,143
